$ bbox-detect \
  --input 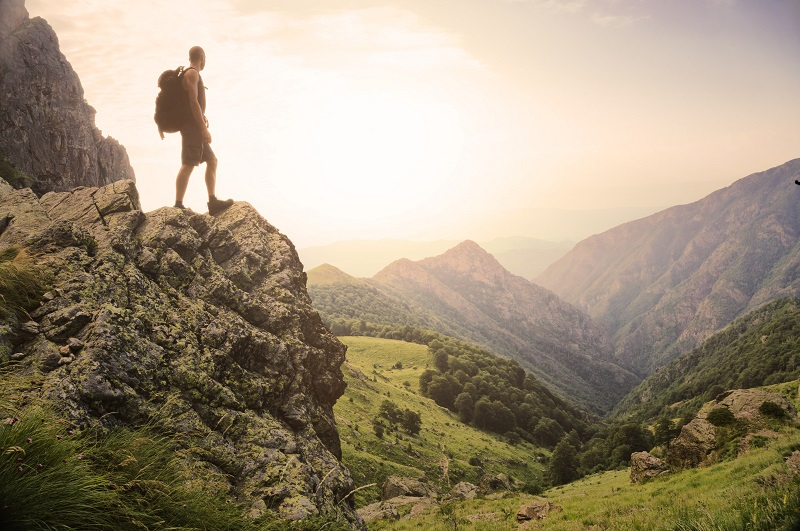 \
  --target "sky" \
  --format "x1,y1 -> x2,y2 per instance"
25,0 -> 800,248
